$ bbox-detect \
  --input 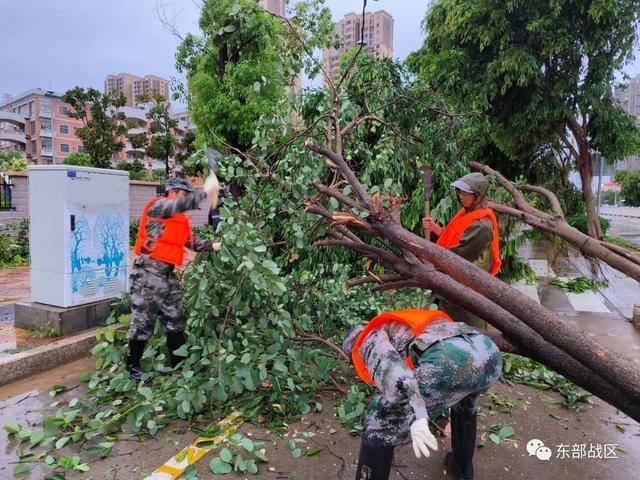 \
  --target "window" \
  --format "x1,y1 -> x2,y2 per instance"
61,144 -> 70,153
78,145 -> 84,153
59,124 -> 69,134
59,106 -> 69,115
